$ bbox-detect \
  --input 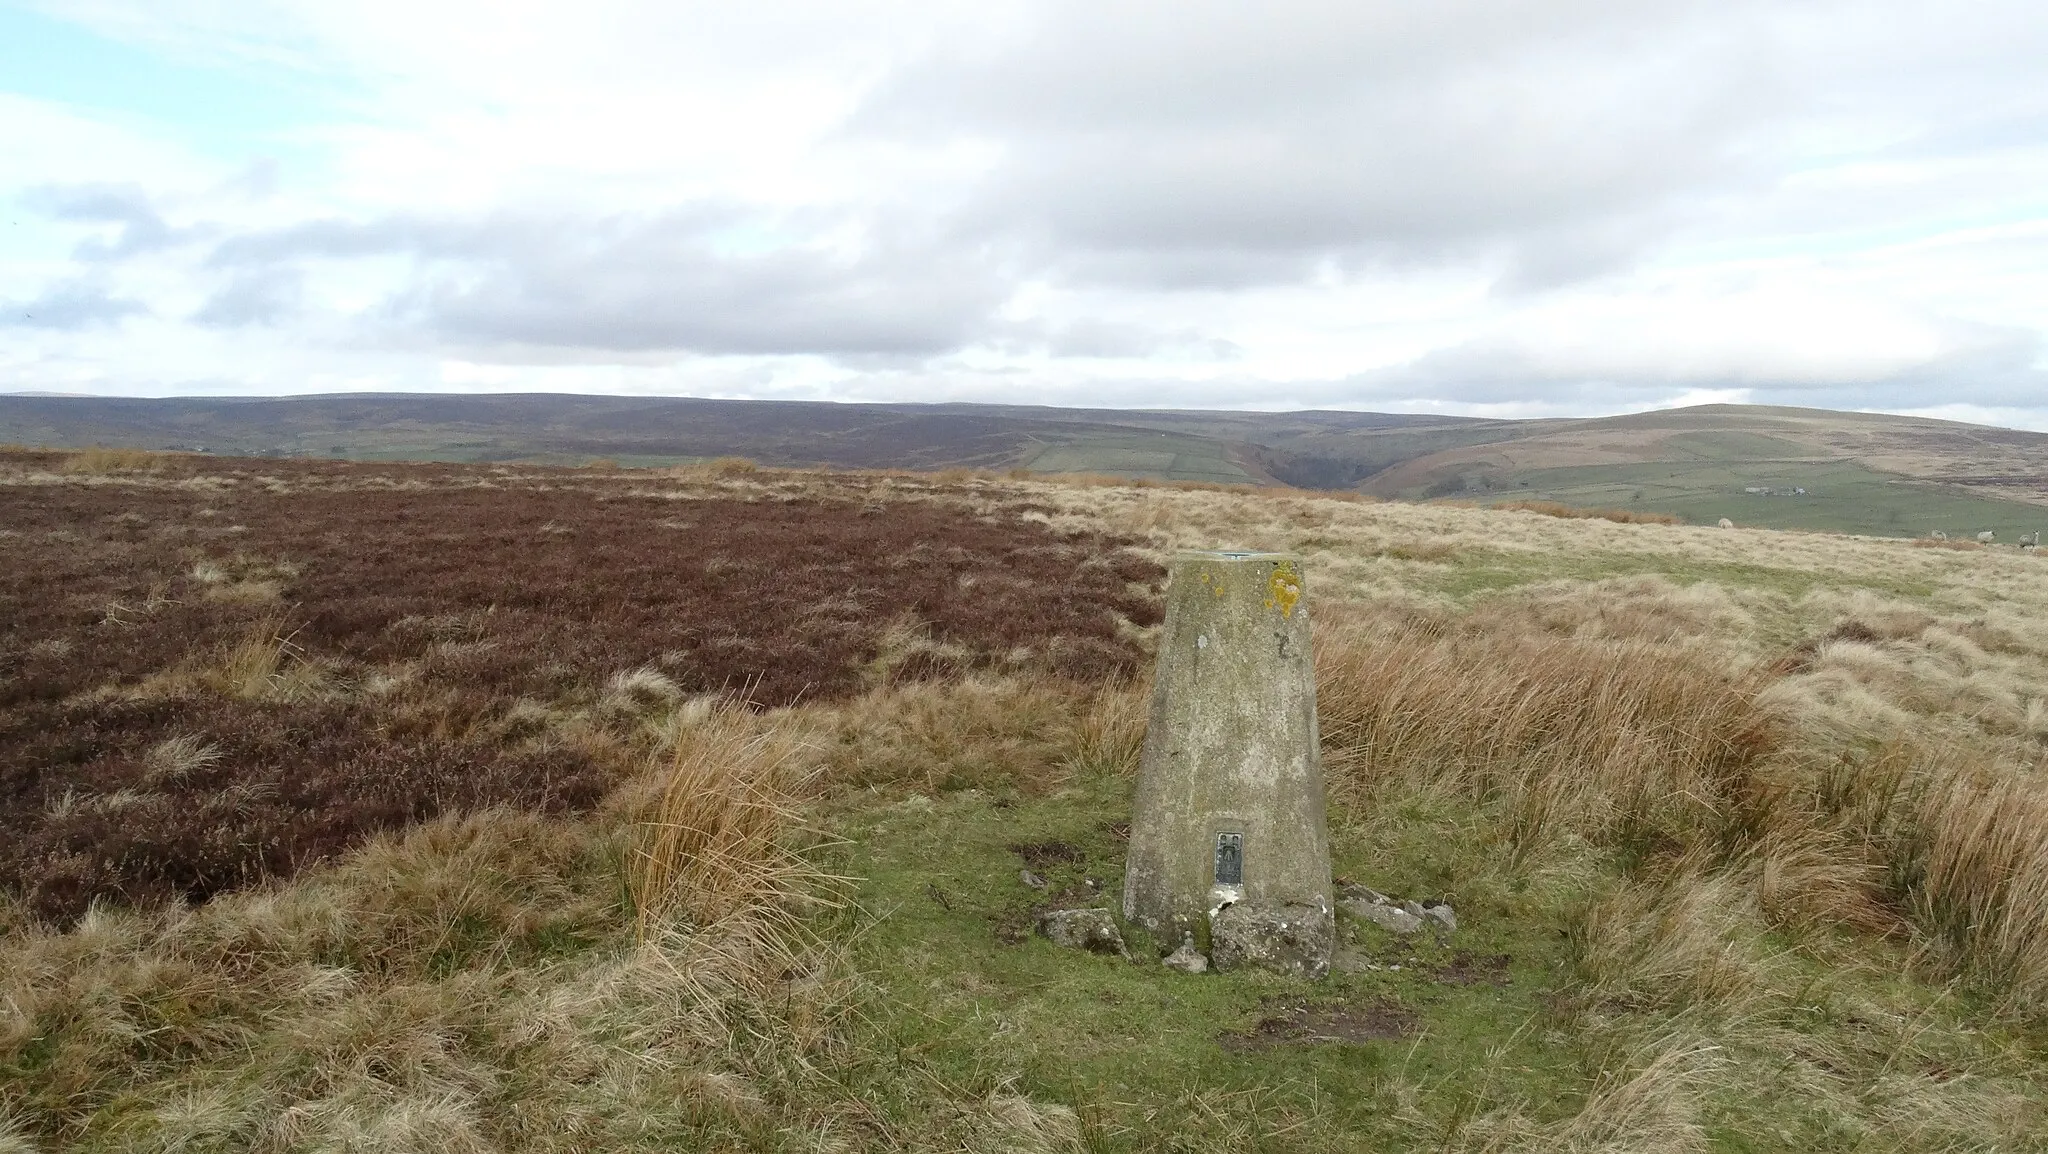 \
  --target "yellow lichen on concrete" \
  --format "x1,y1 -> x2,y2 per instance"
1266,561 -> 1302,617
